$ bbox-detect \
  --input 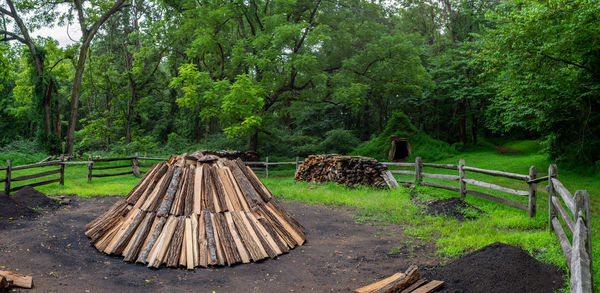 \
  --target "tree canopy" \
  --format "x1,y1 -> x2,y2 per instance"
0,0 -> 598,167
